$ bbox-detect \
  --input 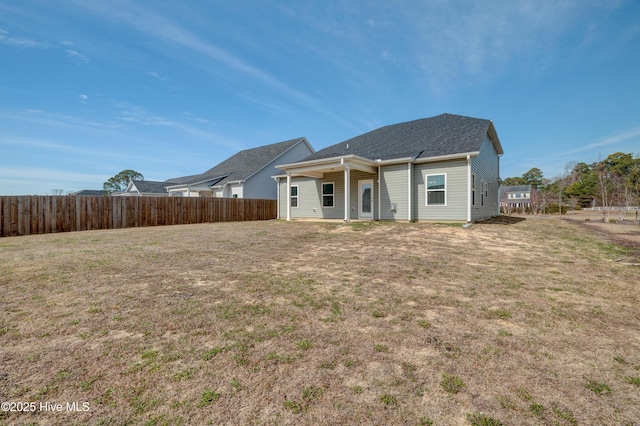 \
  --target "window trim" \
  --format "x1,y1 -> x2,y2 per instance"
425,173 -> 447,206
290,185 -> 299,208
471,174 -> 476,206
322,182 -> 334,208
